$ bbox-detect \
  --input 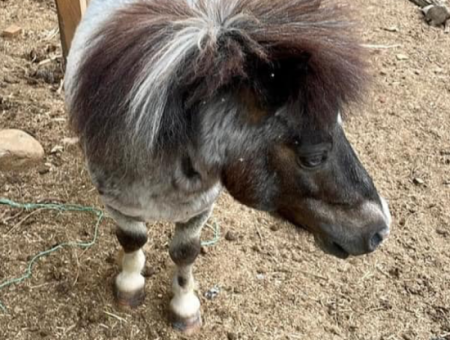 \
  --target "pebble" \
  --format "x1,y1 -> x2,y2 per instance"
205,286 -> 220,300
0,129 -> 44,172
50,145 -> 64,154
256,274 -> 265,280
62,137 -> 79,146
2,24 -> 22,38
396,54 -> 409,61
413,177 -> 425,185
227,332 -> 238,340
384,26 -> 399,32
436,228 -> 449,237
225,231 -> 238,241
142,266 -> 157,278
38,165 -> 50,175
270,224 -> 281,232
